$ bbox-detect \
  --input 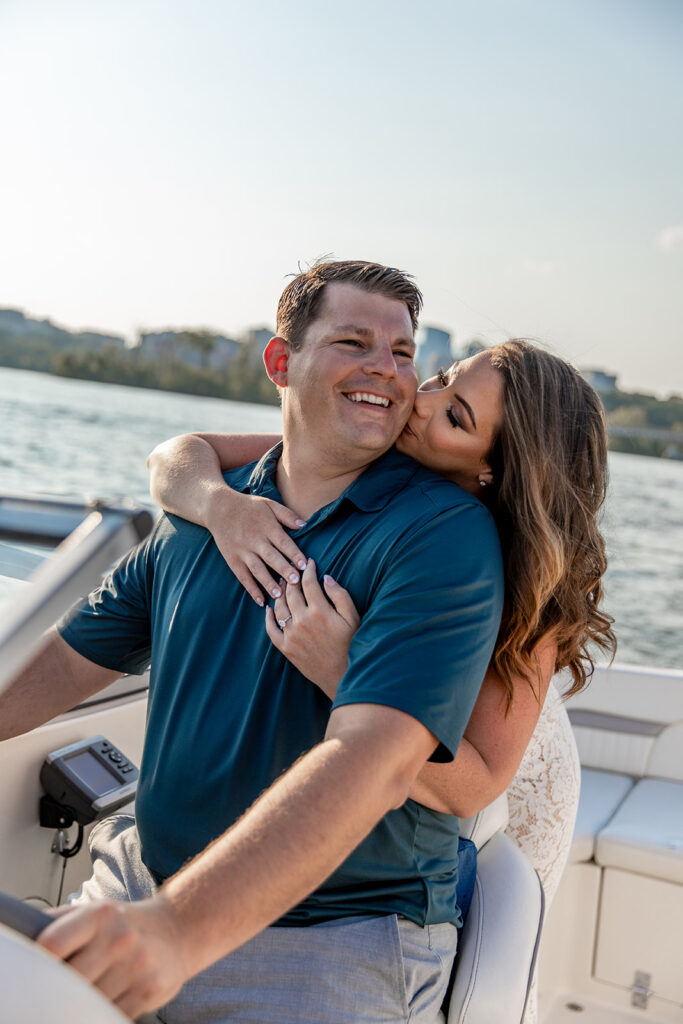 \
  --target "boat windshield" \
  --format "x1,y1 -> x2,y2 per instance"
0,539 -> 54,612
0,496 -> 154,694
